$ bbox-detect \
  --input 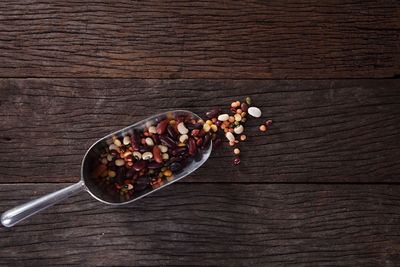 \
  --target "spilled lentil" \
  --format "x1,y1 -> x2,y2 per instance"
204,97 -> 273,165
